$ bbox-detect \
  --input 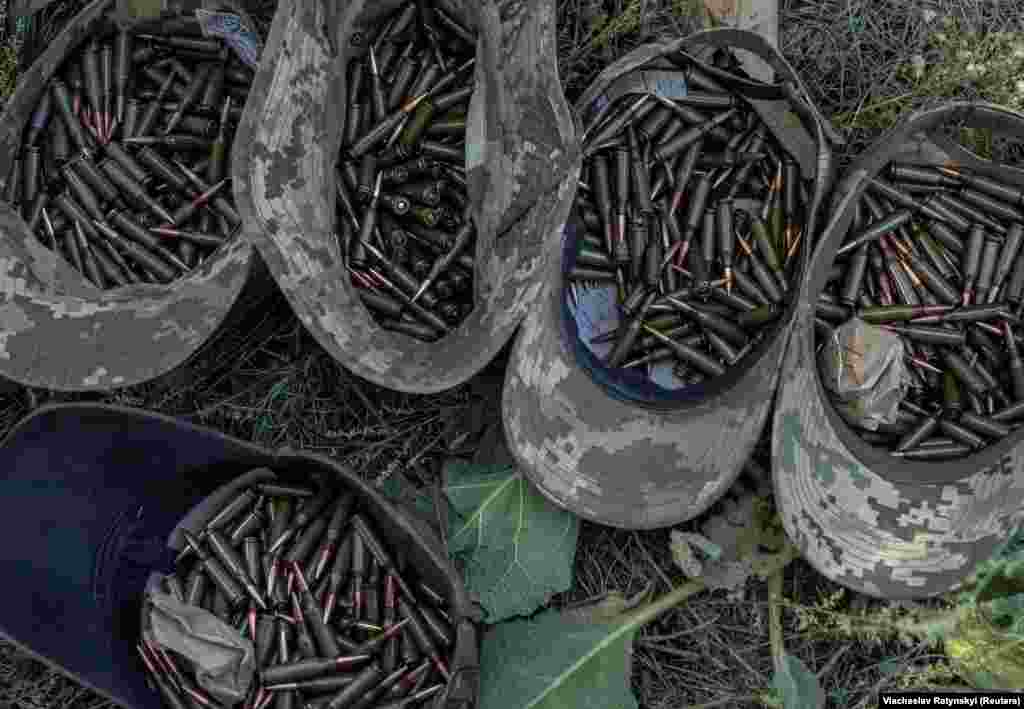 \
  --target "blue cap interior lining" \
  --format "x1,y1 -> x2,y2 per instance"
559,217 -> 712,408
